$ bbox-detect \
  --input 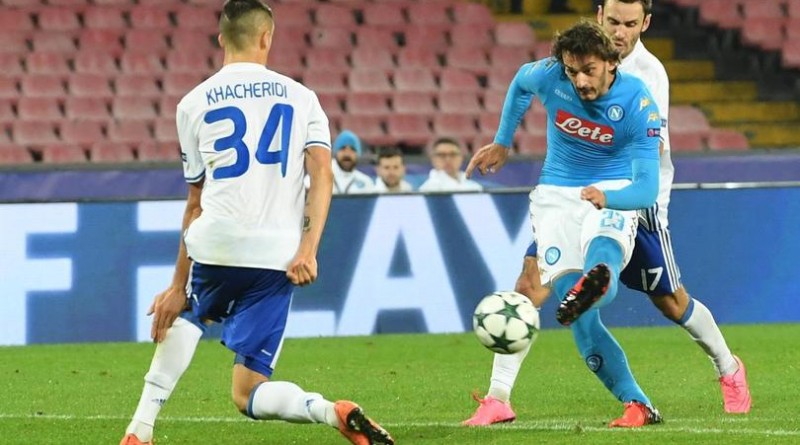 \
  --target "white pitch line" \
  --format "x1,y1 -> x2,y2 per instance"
1,413 -> 797,437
